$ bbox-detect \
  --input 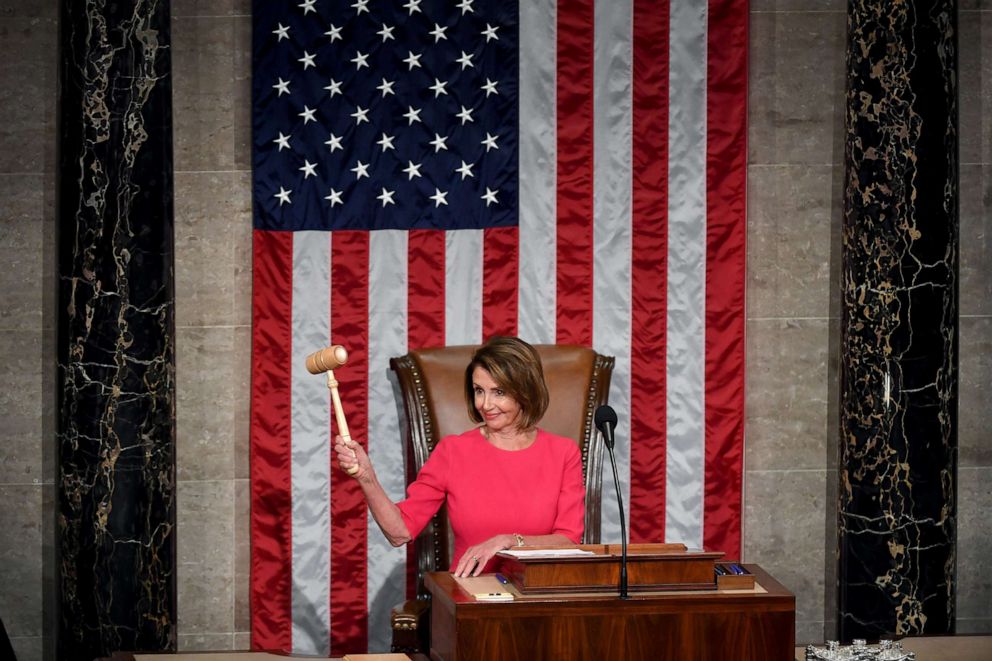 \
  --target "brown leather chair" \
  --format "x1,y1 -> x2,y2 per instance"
388,344 -> 615,654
